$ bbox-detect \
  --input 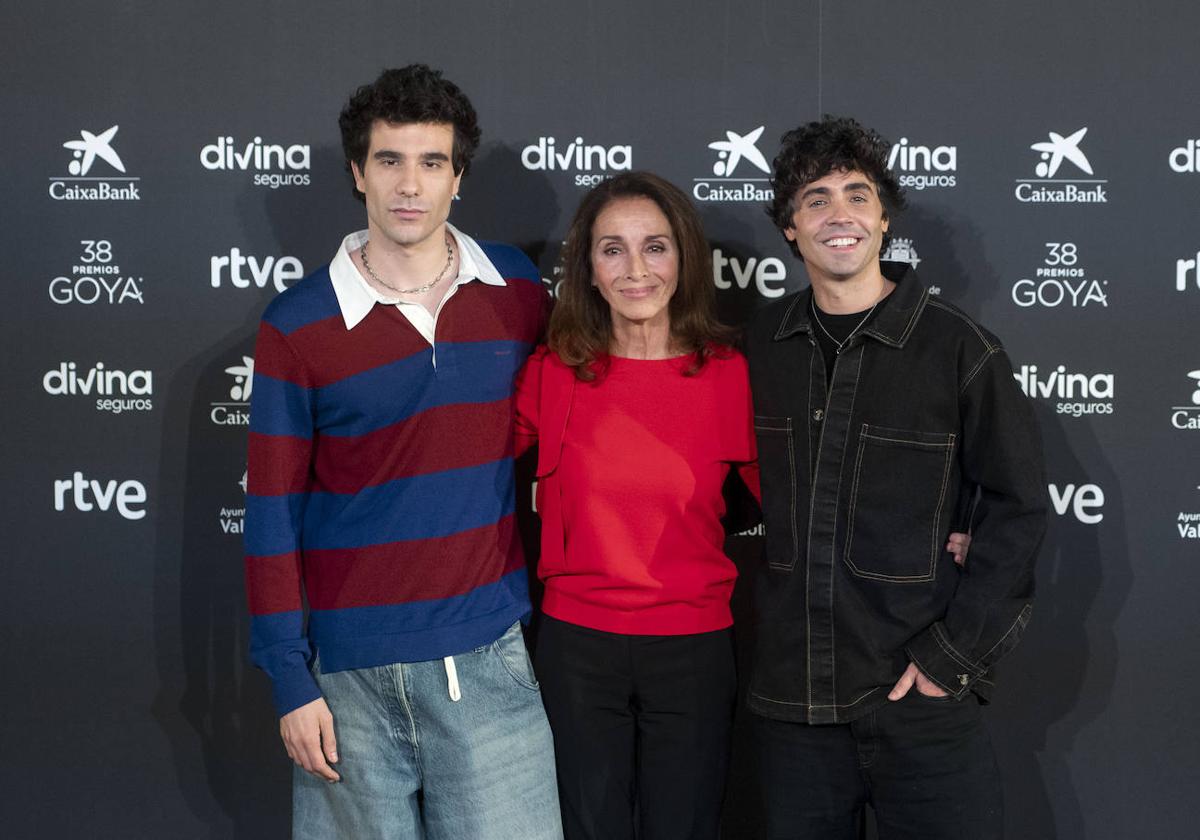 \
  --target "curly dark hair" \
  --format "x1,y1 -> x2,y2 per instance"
549,171 -> 734,381
767,116 -> 906,260
338,65 -> 481,202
